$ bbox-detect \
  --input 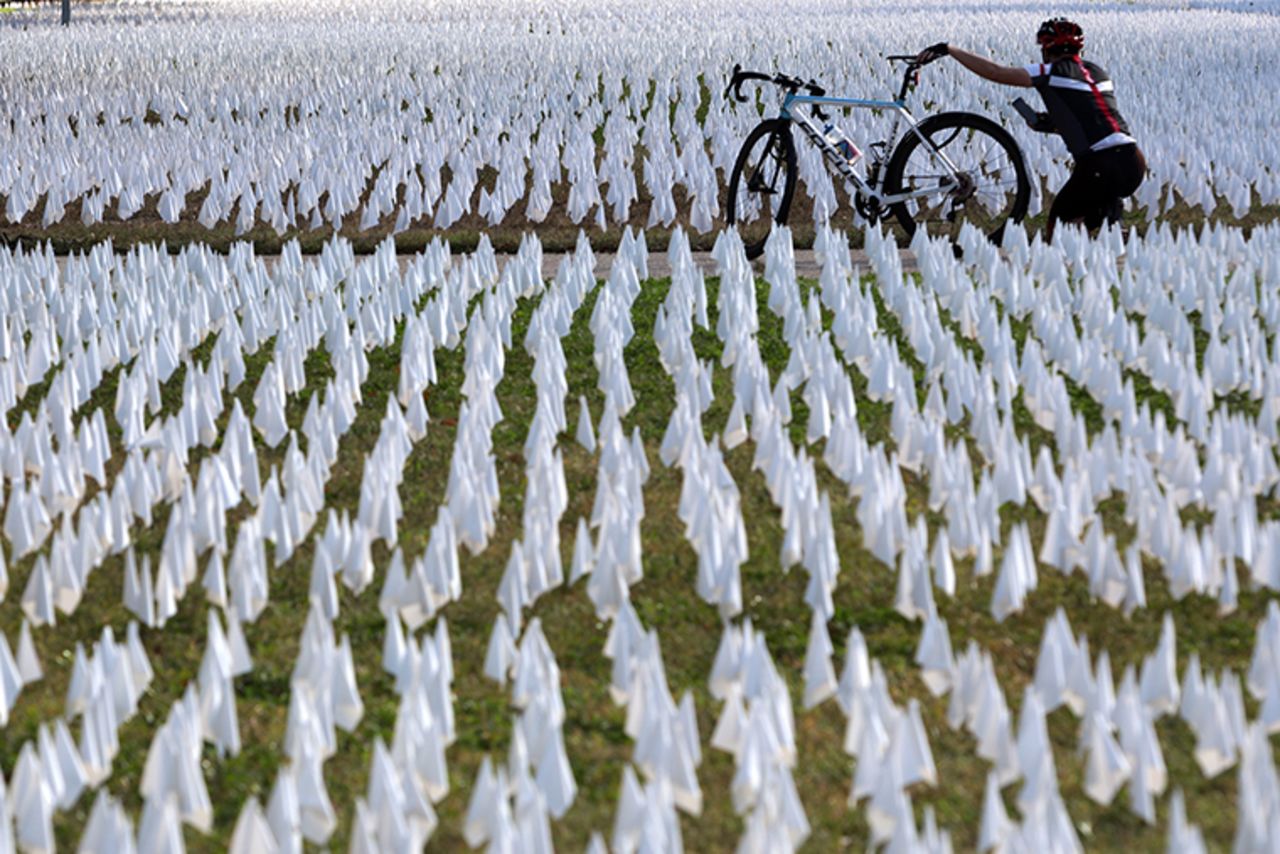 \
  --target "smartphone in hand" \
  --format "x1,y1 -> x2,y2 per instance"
1011,98 -> 1039,124
1011,98 -> 1055,133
